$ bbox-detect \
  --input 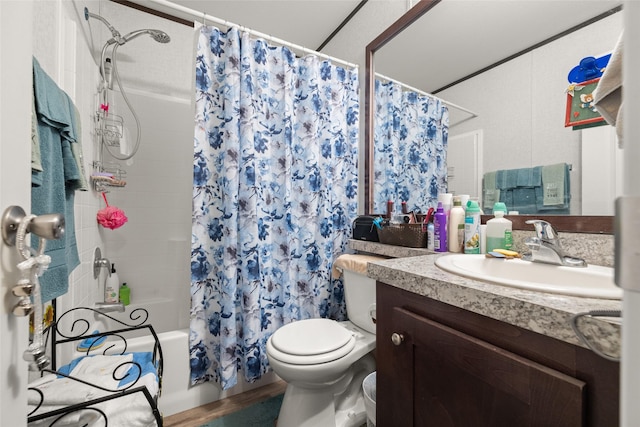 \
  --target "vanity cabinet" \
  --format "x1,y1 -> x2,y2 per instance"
376,283 -> 619,427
